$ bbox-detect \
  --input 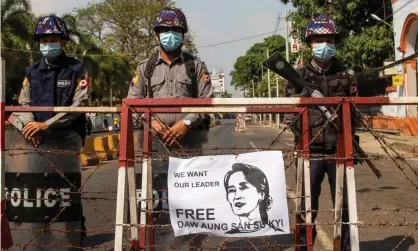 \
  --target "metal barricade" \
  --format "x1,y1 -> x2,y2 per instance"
2,97 -> 418,251
116,99 -> 312,251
